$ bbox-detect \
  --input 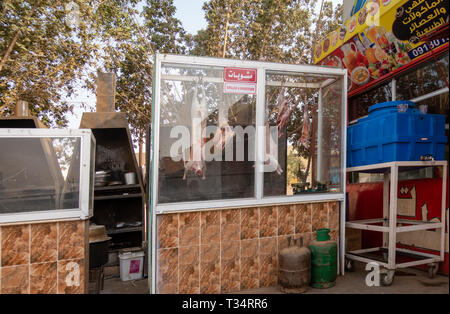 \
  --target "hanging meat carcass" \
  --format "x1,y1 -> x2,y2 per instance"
265,122 -> 283,175
252,123 -> 283,175
210,97 -> 235,154
276,87 -> 292,137
299,108 -> 310,149
183,82 -> 207,180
